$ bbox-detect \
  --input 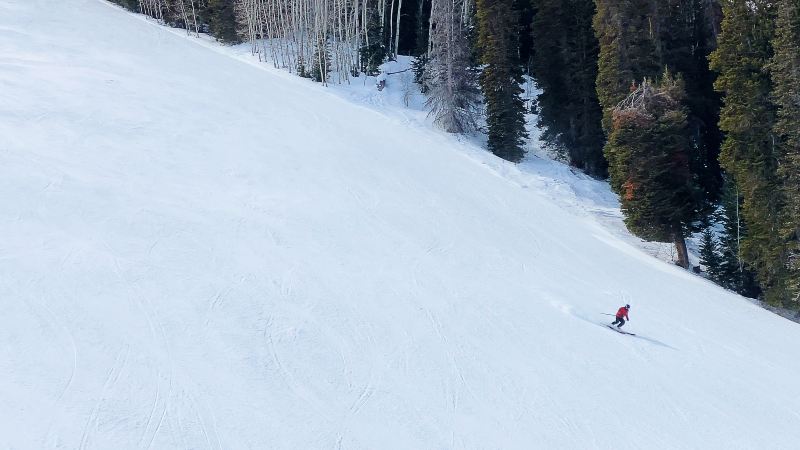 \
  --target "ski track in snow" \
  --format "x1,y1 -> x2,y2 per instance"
1,0 -> 800,449
79,344 -> 130,450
